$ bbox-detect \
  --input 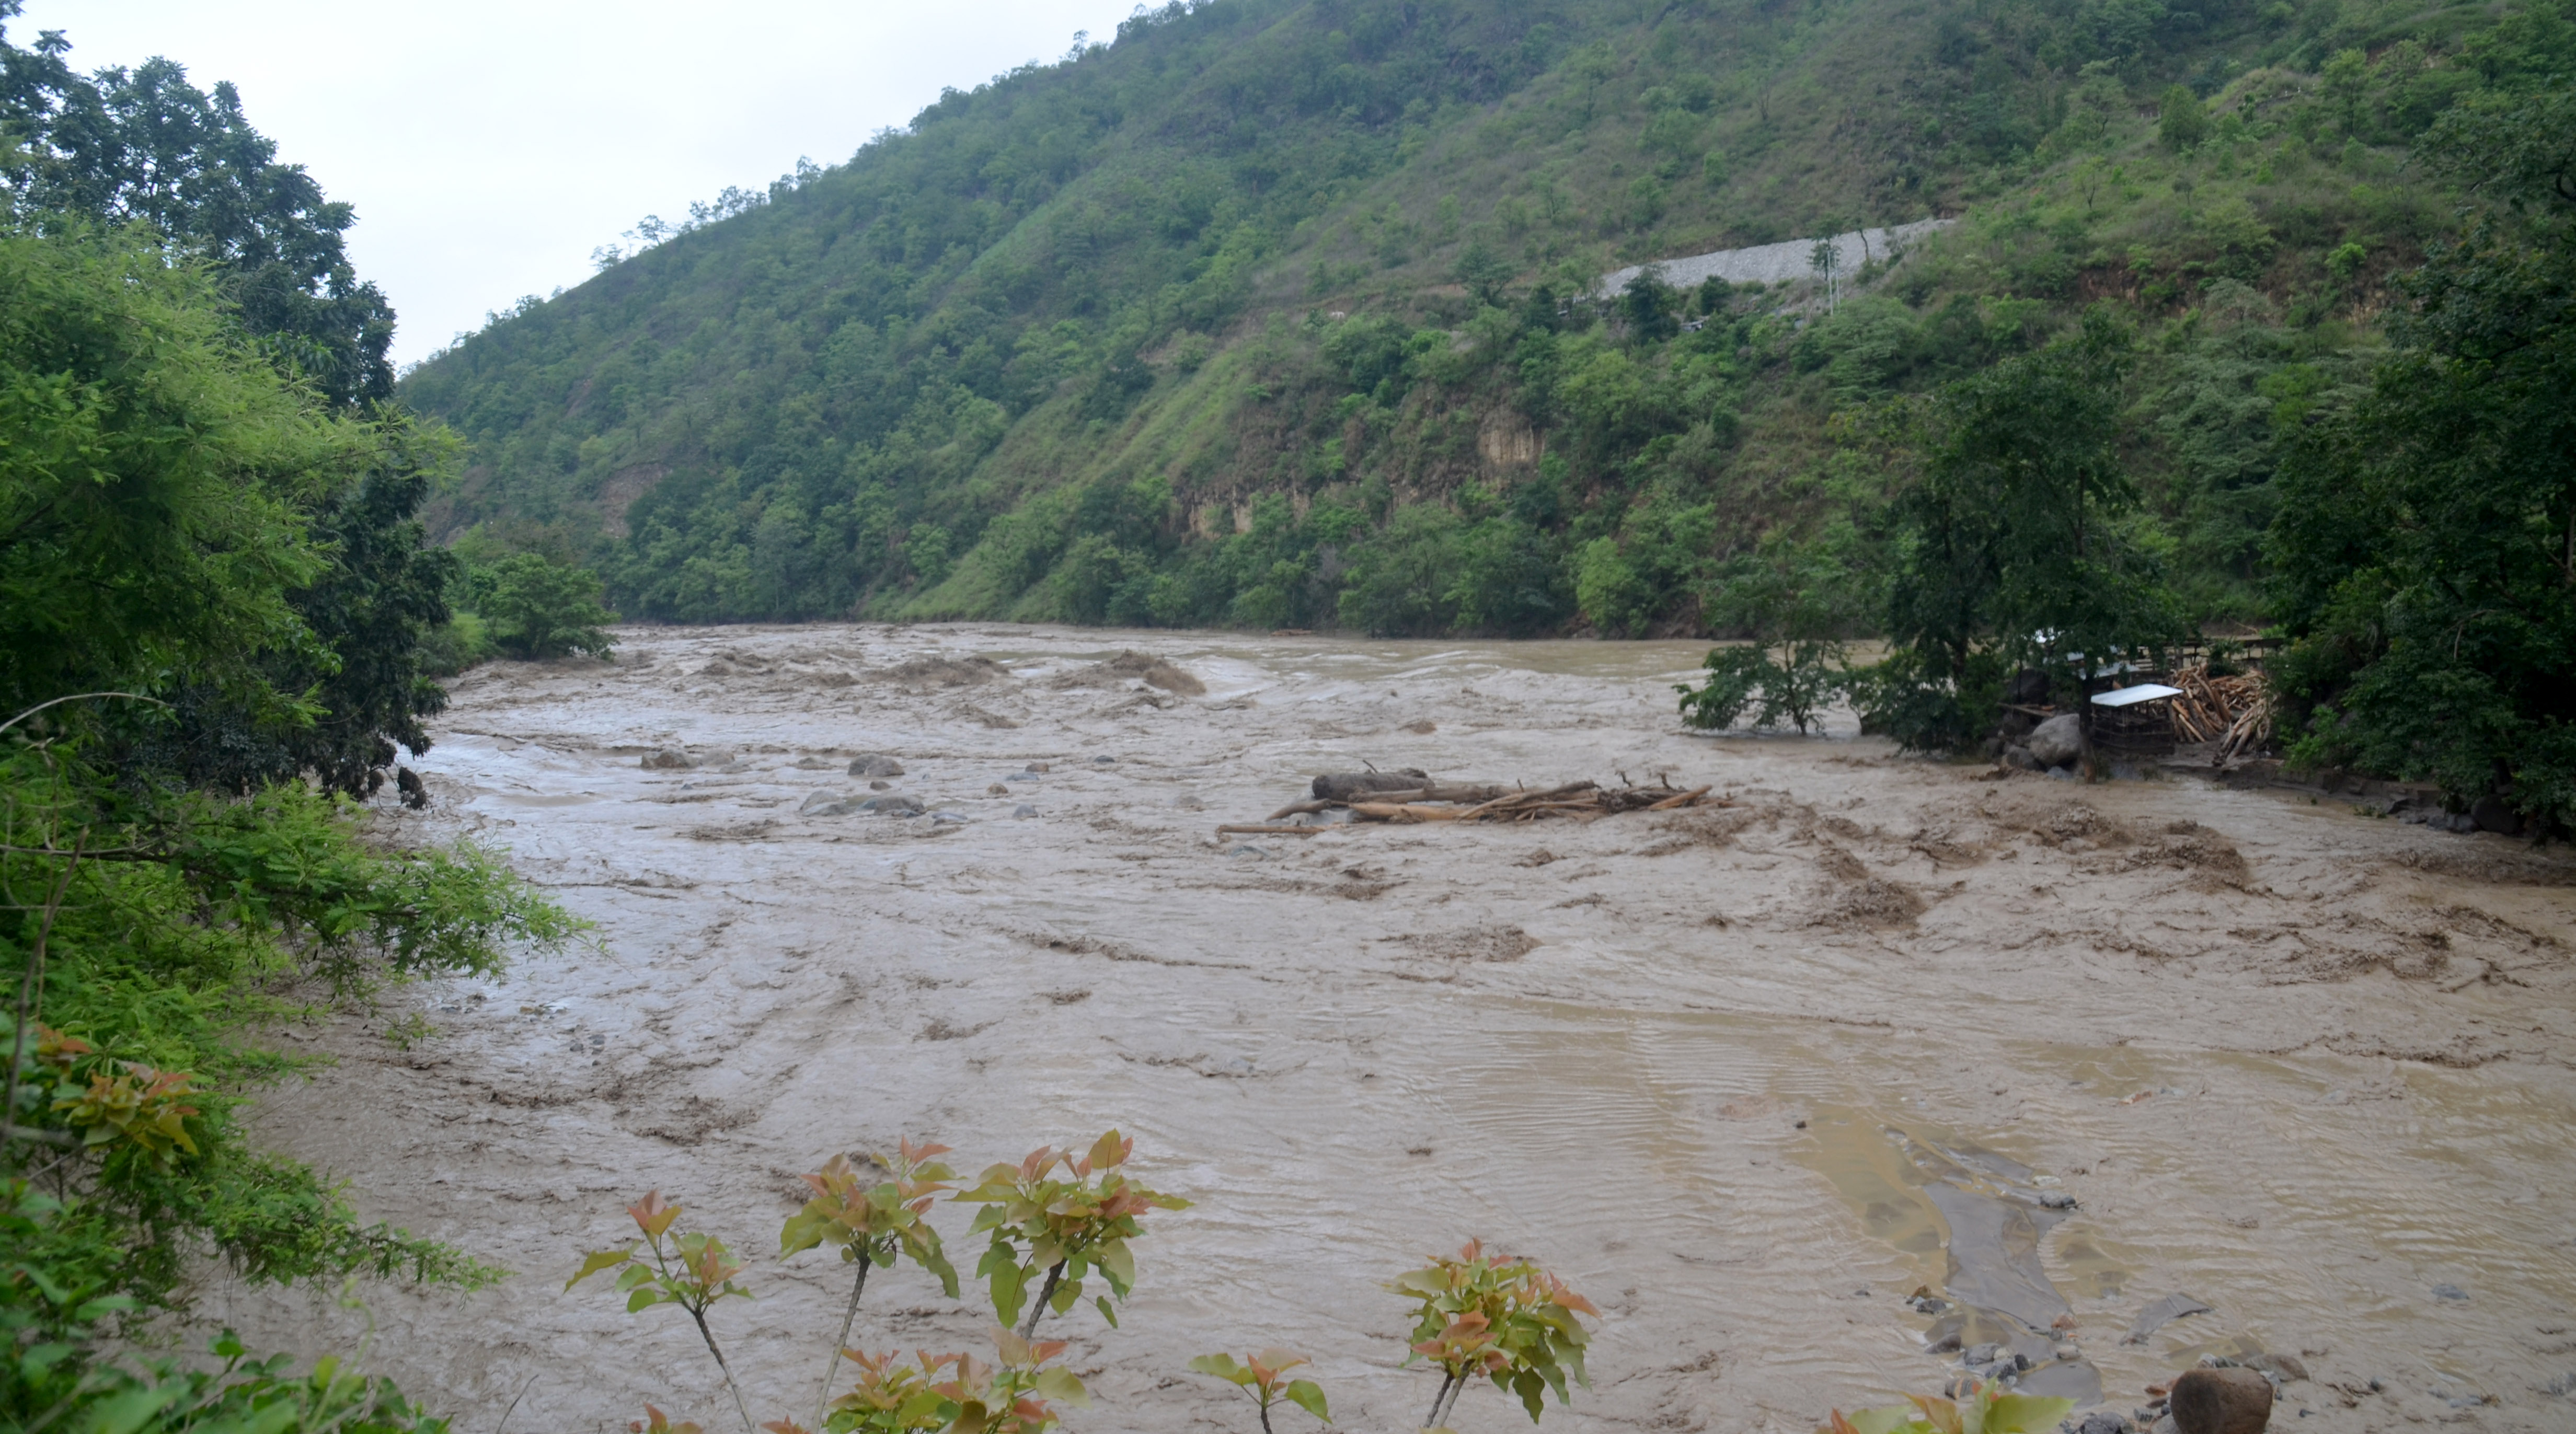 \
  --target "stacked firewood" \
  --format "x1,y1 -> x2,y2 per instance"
1216,774 -> 1714,837
2167,662 -> 2275,763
